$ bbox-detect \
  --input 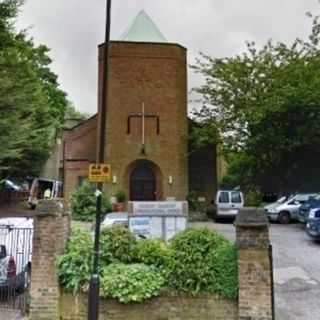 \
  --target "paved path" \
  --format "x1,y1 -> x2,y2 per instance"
0,310 -> 24,320
190,221 -> 320,320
